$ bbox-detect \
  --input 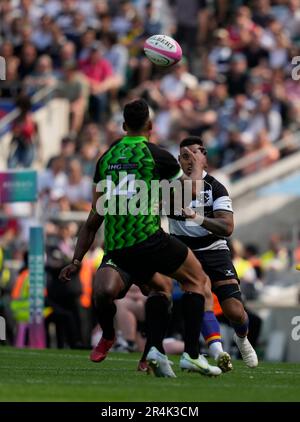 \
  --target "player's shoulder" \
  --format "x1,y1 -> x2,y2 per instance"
146,142 -> 178,166
204,173 -> 230,200
147,142 -> 181,180
146,142 -> 172,155
93,138 -> 122,183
